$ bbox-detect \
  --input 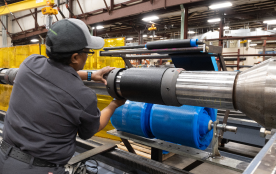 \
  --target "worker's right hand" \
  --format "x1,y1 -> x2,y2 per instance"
110,99 -> 126,108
